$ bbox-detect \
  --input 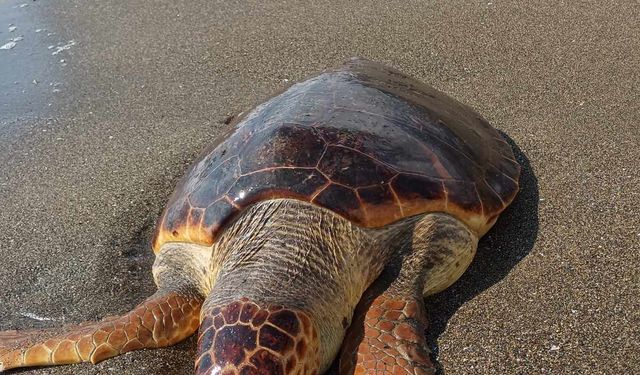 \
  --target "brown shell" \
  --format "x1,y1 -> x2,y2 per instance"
152,59 -> 520,252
